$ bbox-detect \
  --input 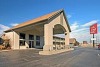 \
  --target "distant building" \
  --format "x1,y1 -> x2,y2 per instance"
69,38 -> 79,46
83,41 -> 88,44
69,38 -> 76,44
81,41 -> 90,47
